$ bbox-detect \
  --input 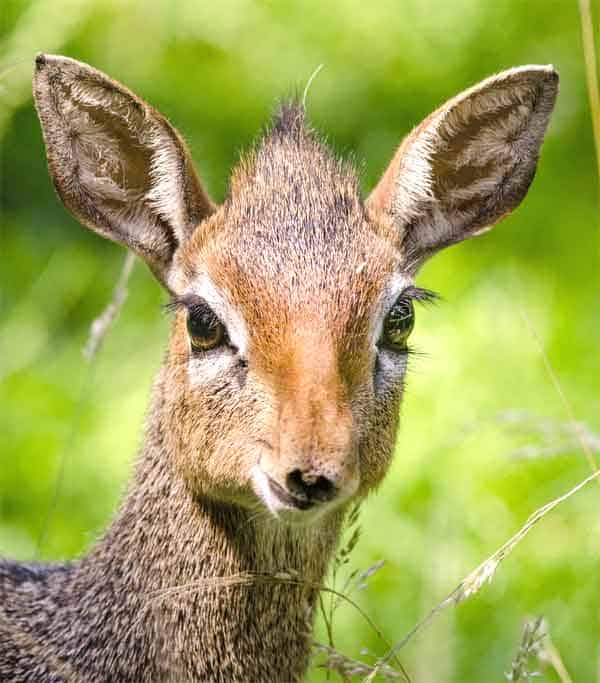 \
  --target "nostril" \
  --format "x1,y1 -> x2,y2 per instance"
286,469 -> 337,503
286,469 -> 307,498
311,475 -> 336,502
